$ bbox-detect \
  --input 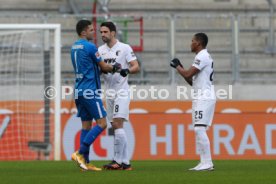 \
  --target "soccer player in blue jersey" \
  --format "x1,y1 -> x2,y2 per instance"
70,19 -> 121,171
